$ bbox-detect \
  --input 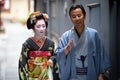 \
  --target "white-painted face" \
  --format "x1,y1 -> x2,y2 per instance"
34,19 -> 46,37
